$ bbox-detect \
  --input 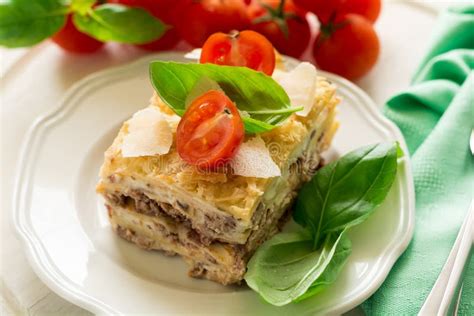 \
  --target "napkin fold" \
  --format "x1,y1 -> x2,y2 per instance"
363,5 -> 474,315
